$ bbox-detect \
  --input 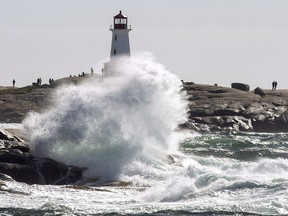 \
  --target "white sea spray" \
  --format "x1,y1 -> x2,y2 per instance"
17,53 -> 288,215
23,52 -> 188,180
